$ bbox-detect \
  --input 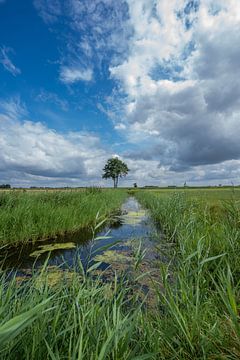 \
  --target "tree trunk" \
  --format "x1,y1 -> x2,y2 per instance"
113,176 -> 118,188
